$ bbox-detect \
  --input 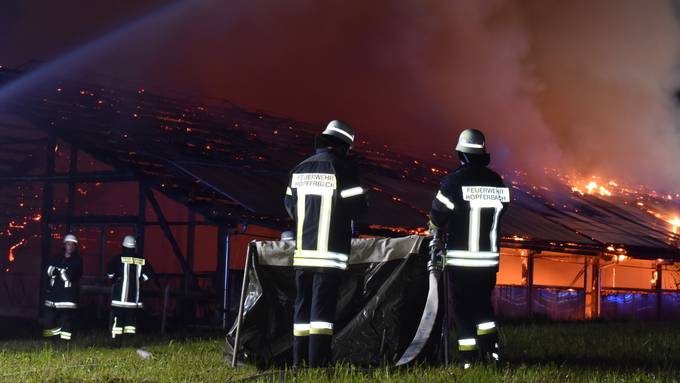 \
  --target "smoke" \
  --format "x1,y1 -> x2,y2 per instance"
523,0 -> 680,191
2,0 -> 680,190
392,0 -> 563,174
72,0 -> 564,174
